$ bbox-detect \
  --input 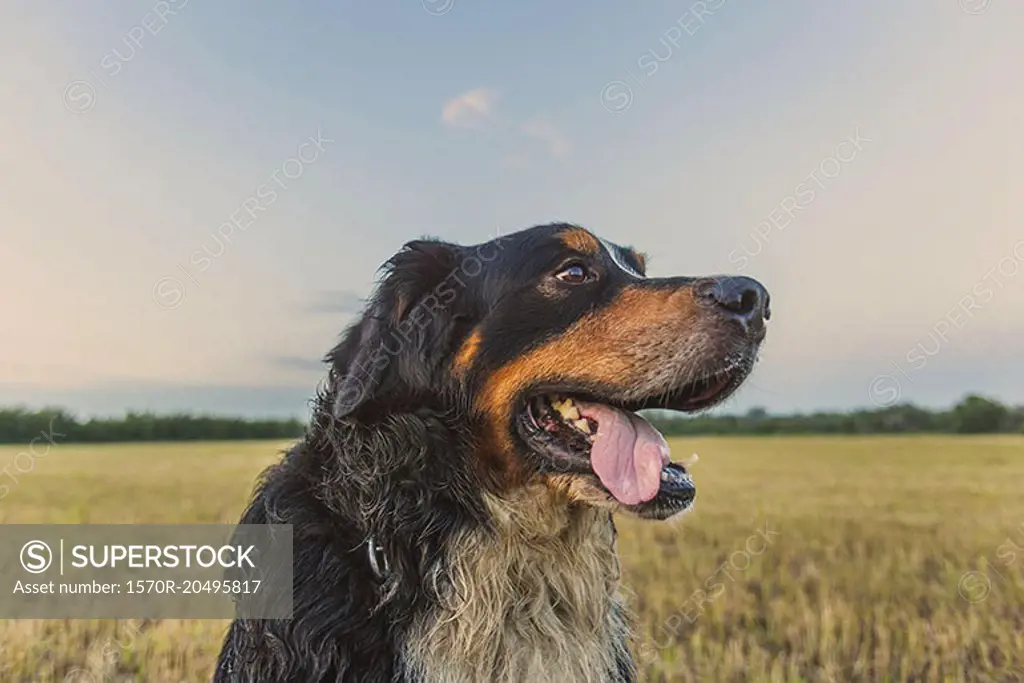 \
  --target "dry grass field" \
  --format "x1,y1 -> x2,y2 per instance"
0,436 -> 1022,682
